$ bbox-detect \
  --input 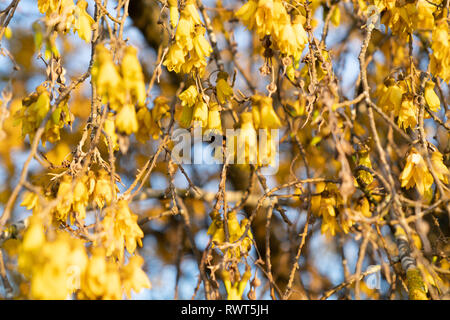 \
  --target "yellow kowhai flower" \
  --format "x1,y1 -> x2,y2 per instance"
80,247 -> 122,300
120,255 -> 152,299
115,104 -> 138,135
319,195 -> 340,236
74,0 -> 94,43
216,72 -> 233,104
398,94 -> 417,131
32,85 -> 51,126
378,78 -> 404,116
192,26 -> 213,61
355,197 -> 372,218
311,183 -> 346,237
431,150 -> 449,184
331,5 -> 340,27
276,16 -> 299,60
222,267 -> 252,300
235,0 -> 257,30
292,14 -> 308,64
416,0 -> 436,31
424,80 -> 440,112
37,0 -> 59,14
175,12 -> 194,52
100,200 -> 144,260
178,103 -> 194,128
237,112 -> 258,164
73,177 -> 90,221
184,0 -> 202,25
93,169 -> 115,209
103,114 -> 119,151
55,174 -> 74,221
207,102 -> 222,133
91,45 -> 124,108
271,0 -> 289,38
179,85 -> 198,107
251,95 -> 281,130
152,96 -> 170,121
163,43 -> 186,73
168,0 -> 179,28
136,107 -> 155,142
430,19 -> 450,83
257,129 -> 277,167
400,147 -> 434,197
207,211 -> 253,259
121,46 -> 147,106
254,0 -> 274,38
18,222 -> 89,299
192,100 -> 209,127
21,191 -> 40,211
